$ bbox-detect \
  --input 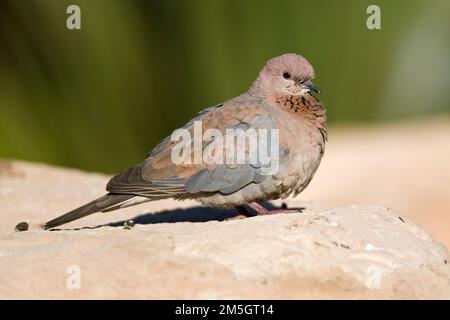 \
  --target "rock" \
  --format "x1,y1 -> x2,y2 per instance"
302,117 -> 450,249
0,160 -> 449,299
